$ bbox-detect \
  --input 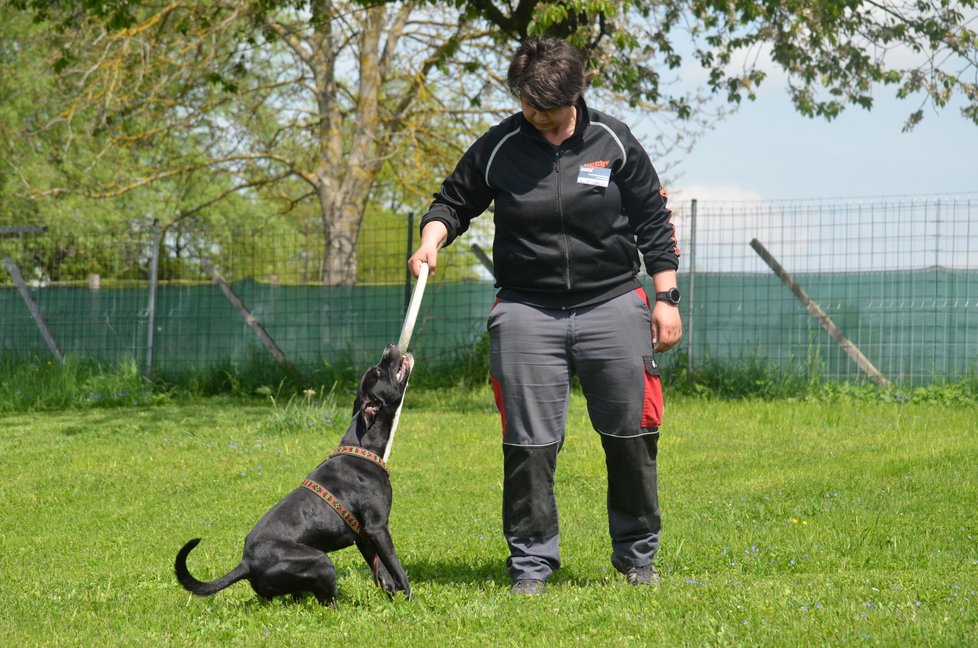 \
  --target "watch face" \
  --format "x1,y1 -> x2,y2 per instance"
657,288 -> 680,304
